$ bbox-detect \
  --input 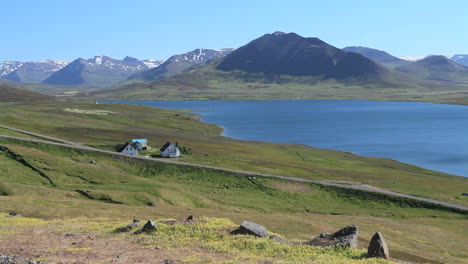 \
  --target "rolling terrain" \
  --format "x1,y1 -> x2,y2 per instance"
0,98 -> 467,263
